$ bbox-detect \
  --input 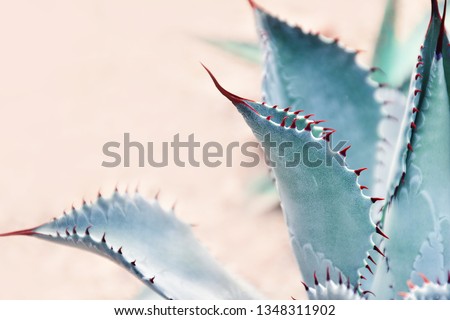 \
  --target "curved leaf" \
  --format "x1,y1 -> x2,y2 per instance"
0,192 -> 260,300
251,2 -> 382,191
205,66 -> 383,289
371,2 -> 450,297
